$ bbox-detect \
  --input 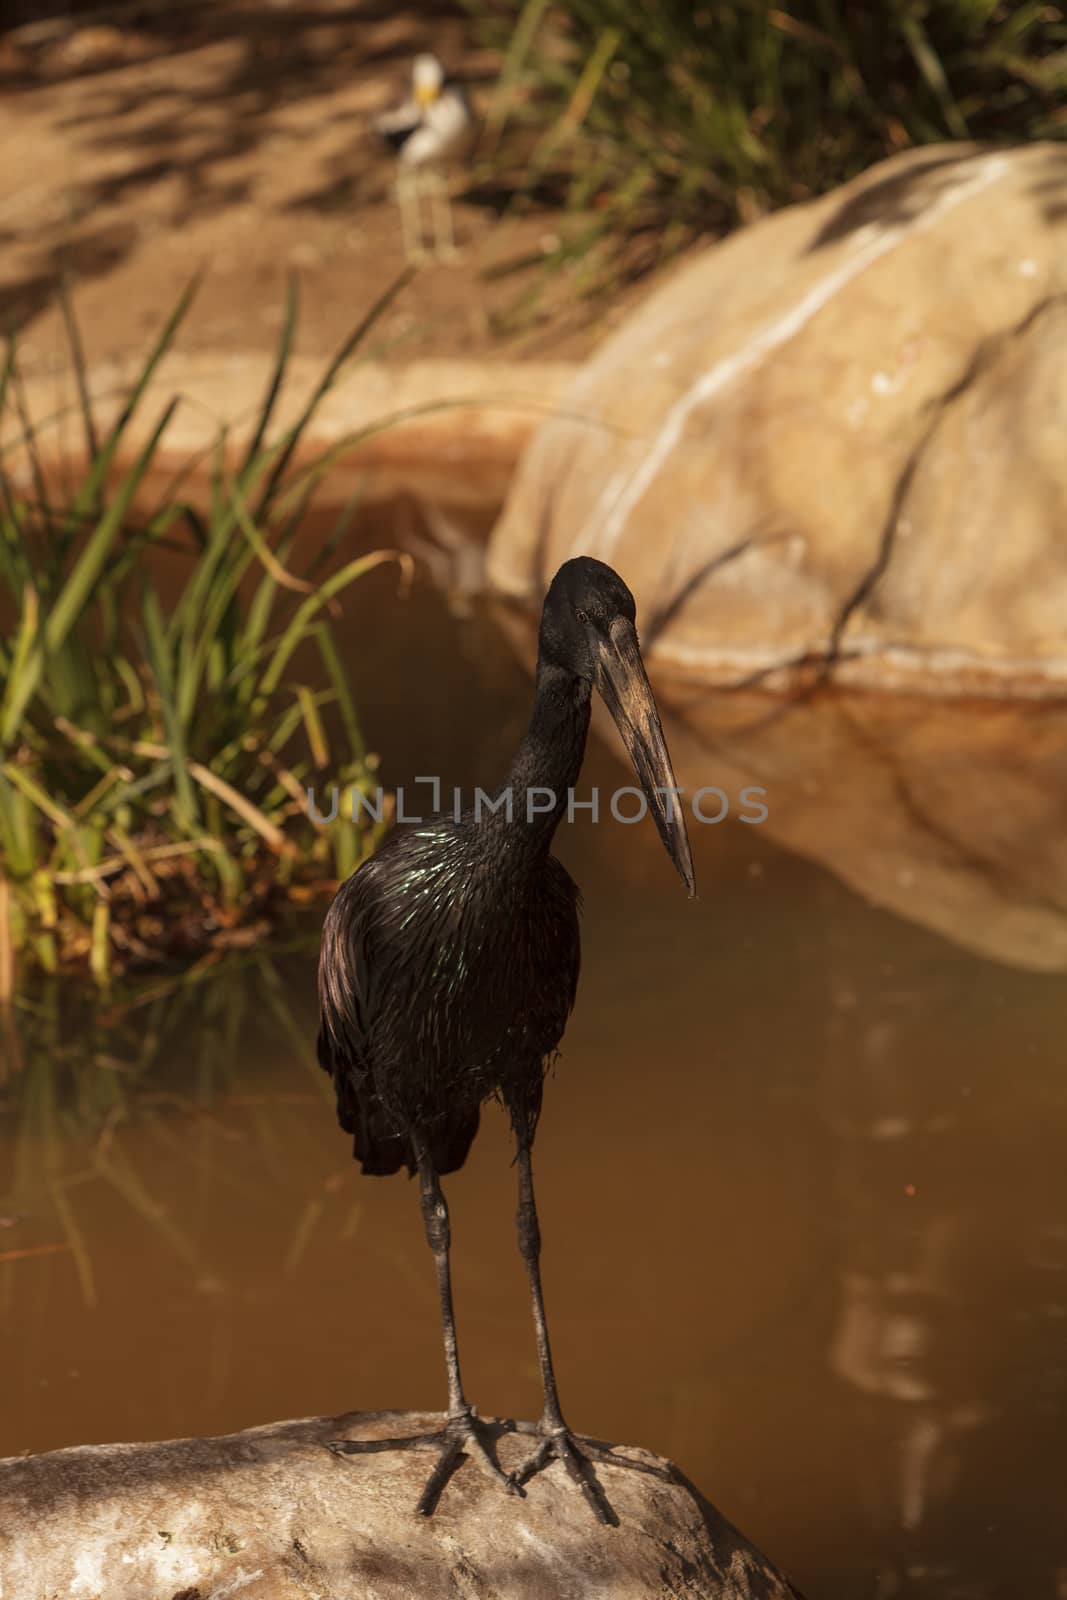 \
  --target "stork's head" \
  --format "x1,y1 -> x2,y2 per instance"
539,556 -> 695,897
412,53 -> 444,109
